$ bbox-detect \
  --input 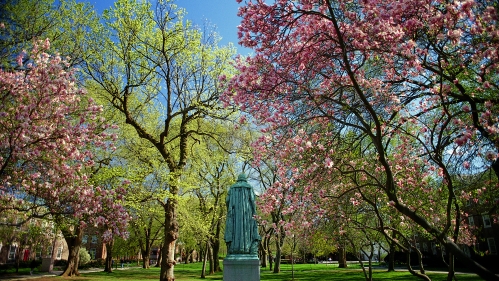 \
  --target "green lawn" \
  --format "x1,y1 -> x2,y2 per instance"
5,262 -> 482,281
